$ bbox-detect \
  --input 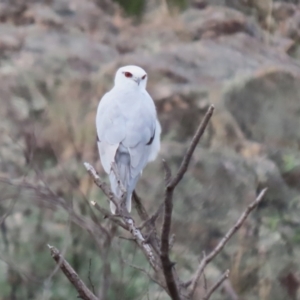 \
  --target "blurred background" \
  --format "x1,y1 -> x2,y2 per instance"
1,0 -> 300,299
